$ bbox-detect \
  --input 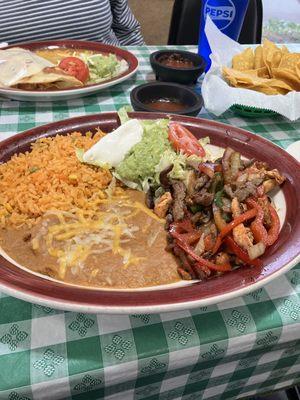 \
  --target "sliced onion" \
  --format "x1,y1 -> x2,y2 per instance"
236,173 -> 248,184
212,203 -> 227,231
247,242 -> 266,260
222,147 -> 235,183
230,151 -> 241,180
194,233 -> 205,256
